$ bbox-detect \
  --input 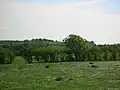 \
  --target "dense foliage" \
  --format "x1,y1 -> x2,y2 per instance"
0,34 -> 120,64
